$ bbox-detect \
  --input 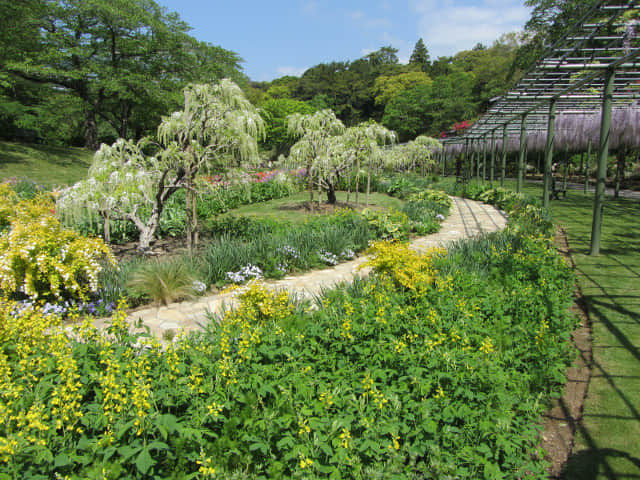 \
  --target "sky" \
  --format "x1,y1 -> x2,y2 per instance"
158,0 -> 532,82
